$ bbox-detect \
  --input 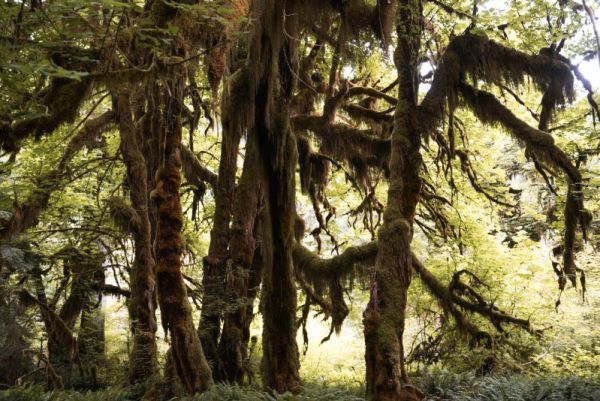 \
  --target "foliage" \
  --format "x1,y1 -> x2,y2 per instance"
0,283 -> 35,388
0,386 -> 131,401
1,0 -> 600,398
2,377 -> 600,401
414,371 -> 600,401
